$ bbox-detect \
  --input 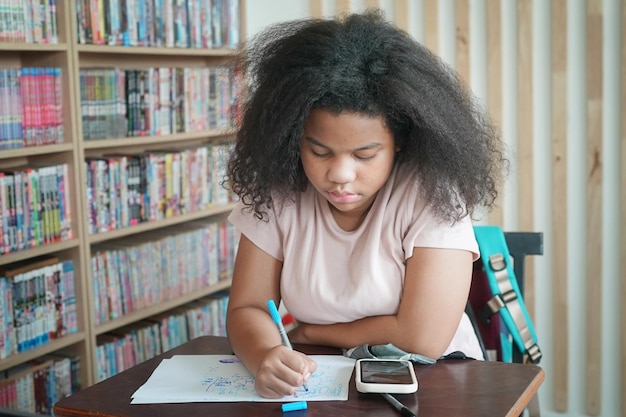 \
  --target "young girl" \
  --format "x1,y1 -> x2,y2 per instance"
225,10 -> 506,398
